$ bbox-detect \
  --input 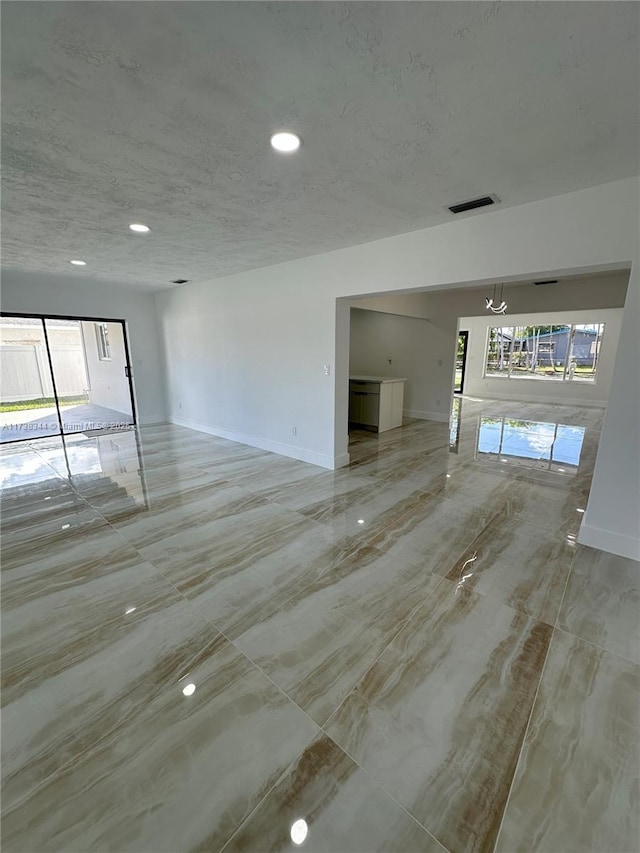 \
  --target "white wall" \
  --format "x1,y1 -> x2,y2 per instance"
156,279 -> 337,467
81,321 -> 133,415
0,271 -> 167,424
459,308 -> 623,406
581,278 -> 640,559
155,177 -> 639,558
